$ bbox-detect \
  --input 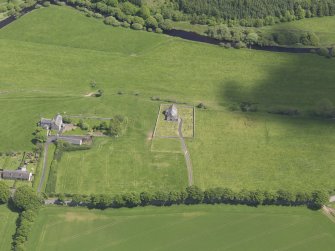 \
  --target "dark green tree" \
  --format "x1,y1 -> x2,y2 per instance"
0,181 -> 10,204
13,186 -> 43,211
